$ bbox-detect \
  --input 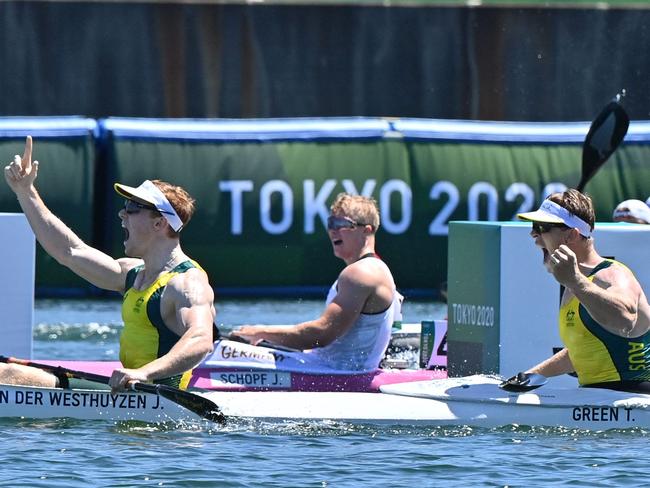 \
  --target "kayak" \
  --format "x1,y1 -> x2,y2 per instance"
4,375 -> 650,430
189,366 -> 445,392
191,337 -> 446,391
31,323 -> 444,393
39,356 -> 447,393
377,376 -> 650,429
206,375 -> 650,429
